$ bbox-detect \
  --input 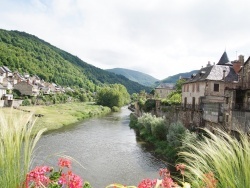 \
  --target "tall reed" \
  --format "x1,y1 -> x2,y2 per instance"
179,128 -> 250,188
0,109 -> 46,187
